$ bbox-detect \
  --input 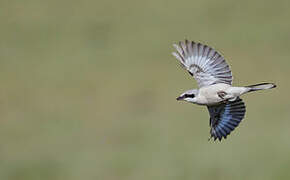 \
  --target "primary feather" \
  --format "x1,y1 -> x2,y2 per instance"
207,97 -> 246,141
172,40 -> 233,88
